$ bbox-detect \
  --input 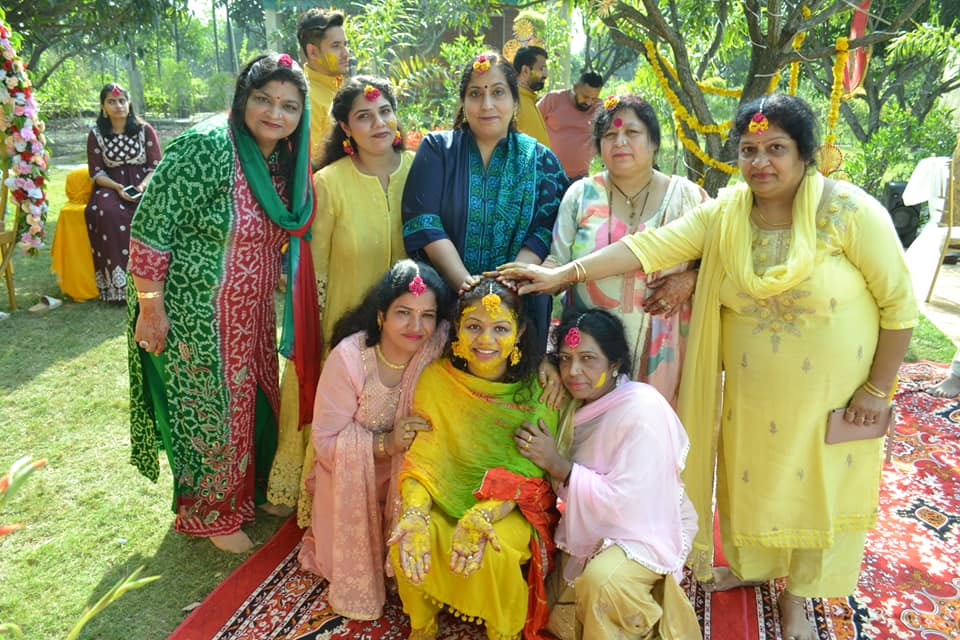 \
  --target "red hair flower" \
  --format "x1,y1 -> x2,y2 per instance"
408,275 -> 427,296
564,327 -> 581,349
277,54 -> 294,68
363,84 -> 381,101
